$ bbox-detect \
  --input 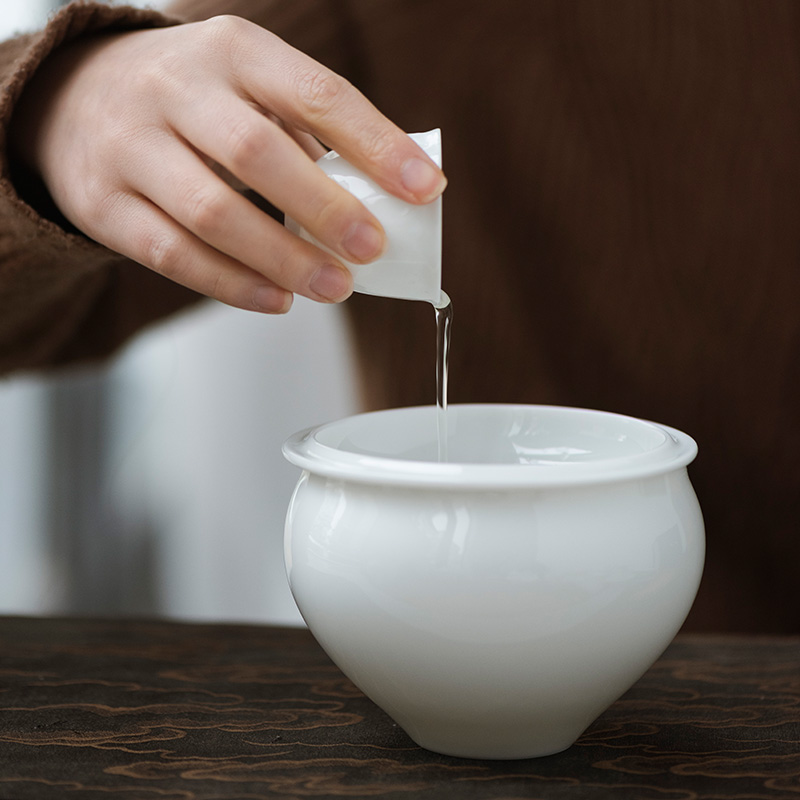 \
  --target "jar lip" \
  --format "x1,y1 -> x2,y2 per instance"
282,404 -> 698,489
